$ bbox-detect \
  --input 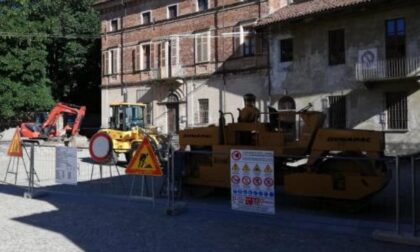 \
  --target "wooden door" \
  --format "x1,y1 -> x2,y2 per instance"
167,104 -> 179,134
